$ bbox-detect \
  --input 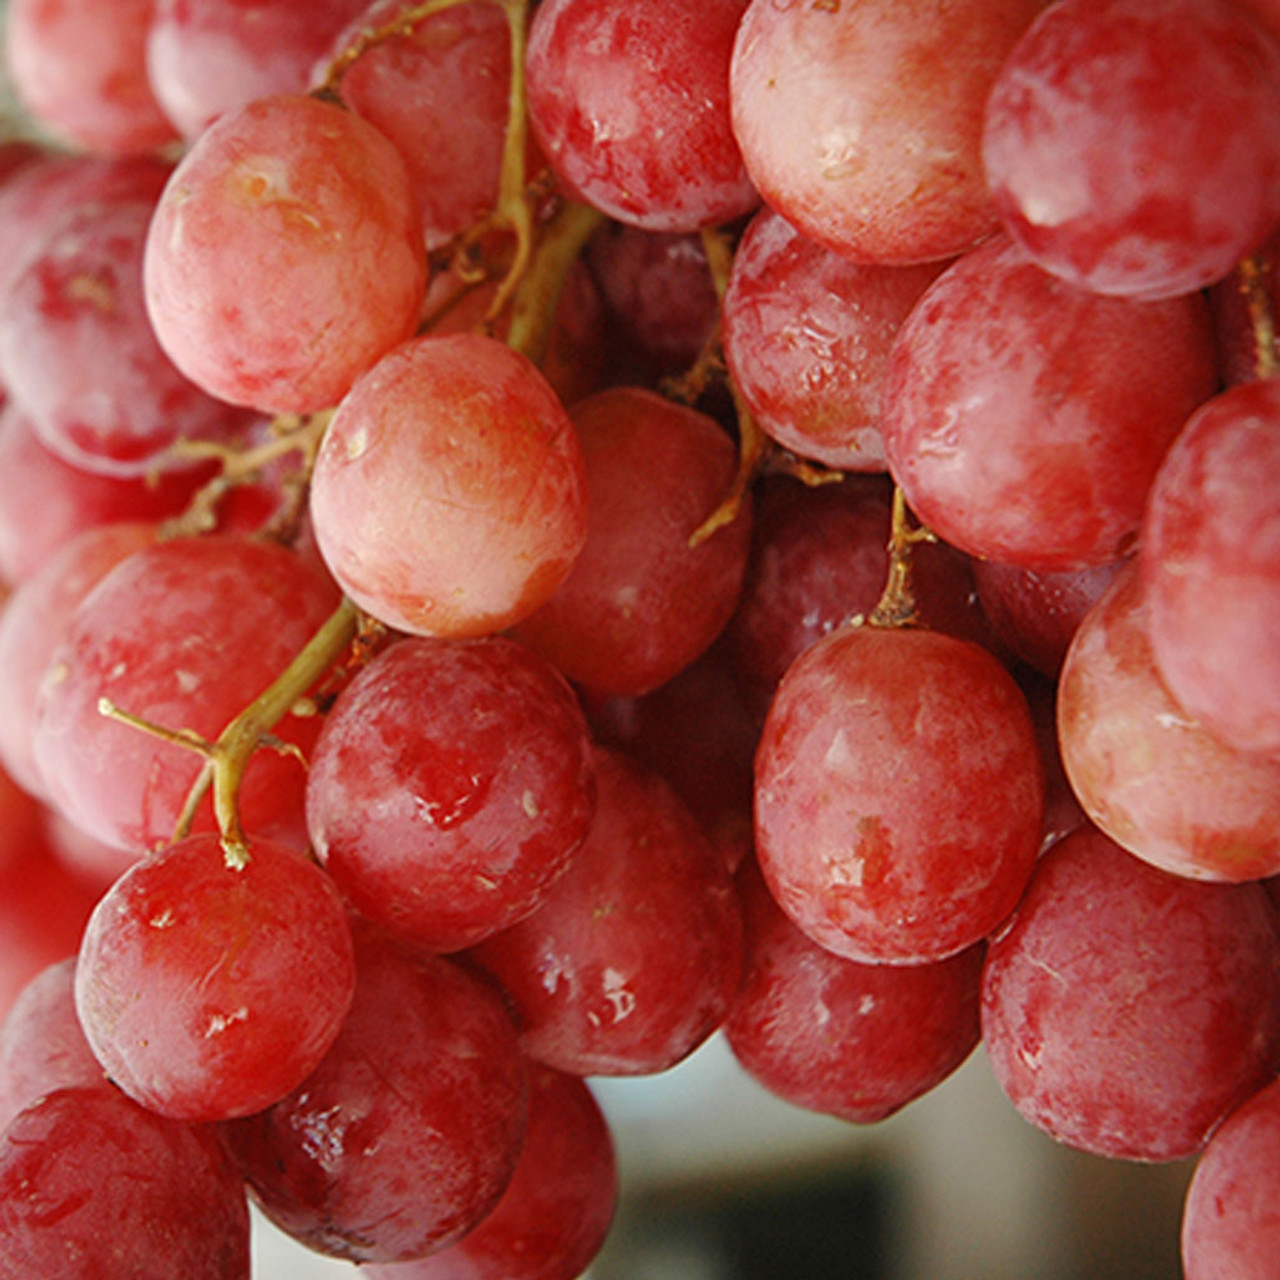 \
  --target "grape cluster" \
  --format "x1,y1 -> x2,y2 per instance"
0,1 -> 1278,1277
